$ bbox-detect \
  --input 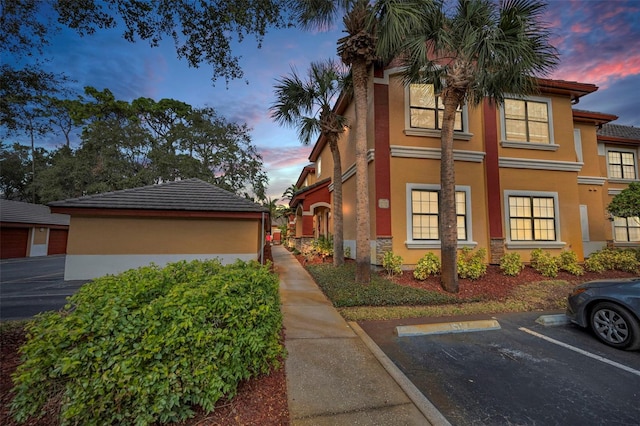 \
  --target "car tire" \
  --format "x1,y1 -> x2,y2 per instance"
590,302 -> 640,351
